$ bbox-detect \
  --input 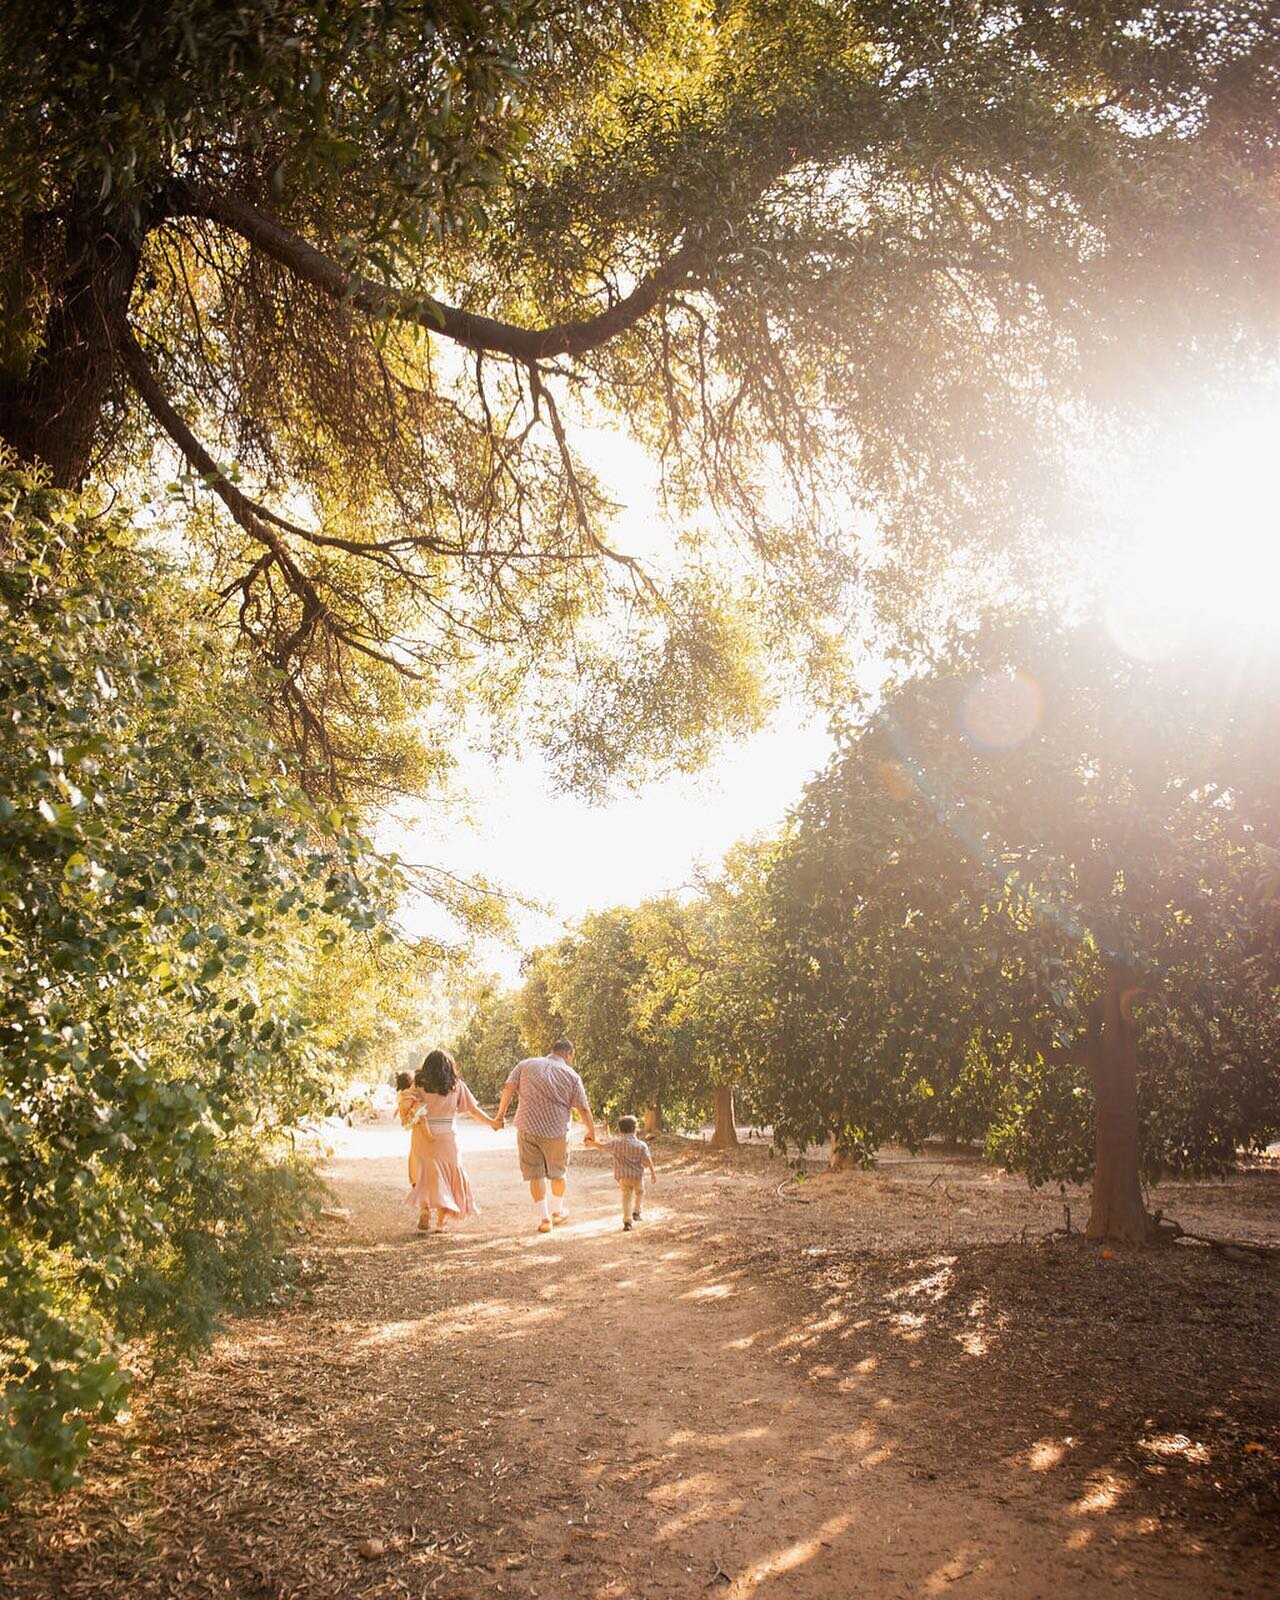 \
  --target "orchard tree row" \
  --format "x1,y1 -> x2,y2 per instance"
464,616 -> 1280,1245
